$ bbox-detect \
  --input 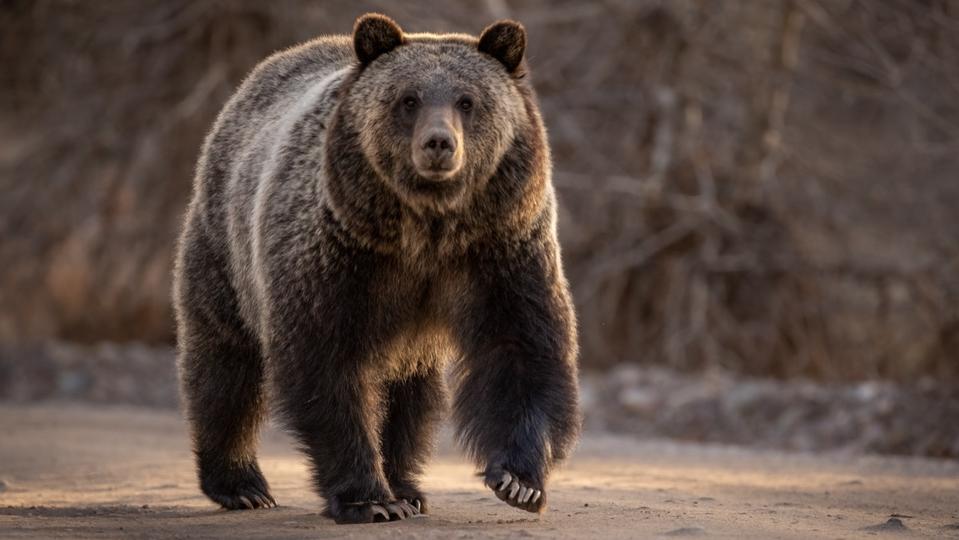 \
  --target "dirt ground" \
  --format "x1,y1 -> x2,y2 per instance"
1,404 -> 957,539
